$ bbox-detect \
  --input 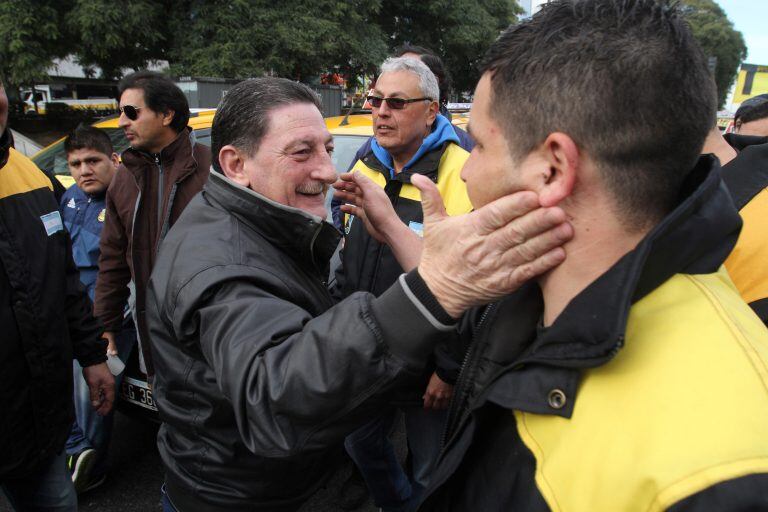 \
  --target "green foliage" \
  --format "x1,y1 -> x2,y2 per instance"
67,0 -> 167,79
0,0 -> 70,89
379,0 -> 522,96
0,0 -> 523,101
682,0 -> 747,108
166,0 -> 388,84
